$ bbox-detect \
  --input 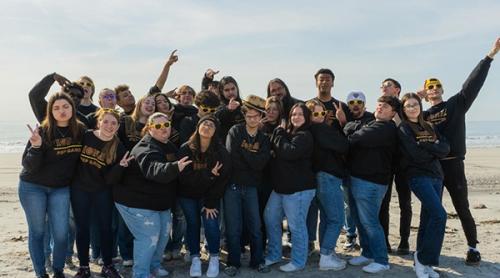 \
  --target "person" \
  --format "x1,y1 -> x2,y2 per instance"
202,68 -> 220,94
19,92 -> 85,278
153,93 -> 180,146
344,95 -> 399,274
264,103 -> 316,272
418,37 -> 500,266
215,76 -> 245,140
77,76 -> 99,116
71,109 -> 129,278
115,85 -> 136,116
342,91 -> 374,251
306,99 -> 349,271
118,95 -> 156,151
86,88 -> 117,129
177,115 -> 231,278
29,72 -> 90,127
398,93 -> 450,278
114,112 -> 192,278
179,90 -> 220,145
223,95 -> 271,276
266,78 -> 302,118
170,85 -> 198,131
